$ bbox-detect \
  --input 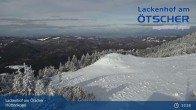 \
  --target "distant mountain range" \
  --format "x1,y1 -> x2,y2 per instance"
0,26 -> 195,37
